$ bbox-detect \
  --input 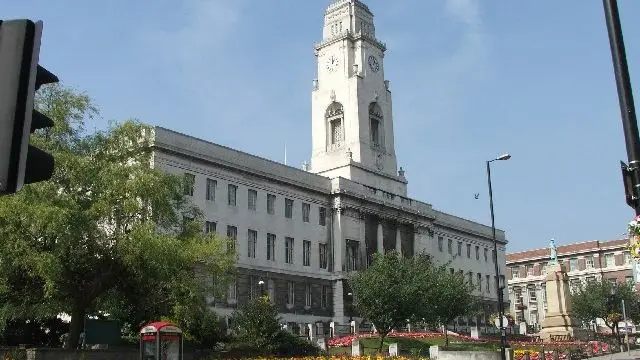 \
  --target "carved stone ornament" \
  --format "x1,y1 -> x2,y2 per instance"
343,207 -> 360,220
372,91 -> 378,101
398,167 -> 405,177
416,226 -> 434,237
330,90 -> 336,102
346,148 -> 353,160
